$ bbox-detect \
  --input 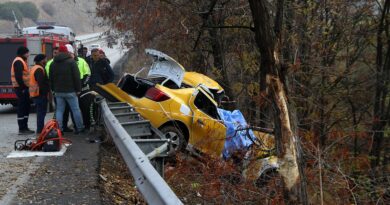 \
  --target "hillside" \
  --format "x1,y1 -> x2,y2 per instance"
0,0 -> 103,35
